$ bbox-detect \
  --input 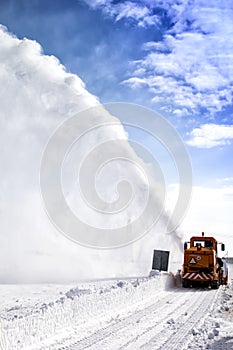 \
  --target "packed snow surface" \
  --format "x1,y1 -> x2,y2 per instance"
0,267 -> 233,350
